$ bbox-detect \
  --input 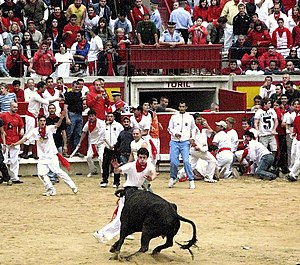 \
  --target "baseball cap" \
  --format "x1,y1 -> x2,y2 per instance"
215,120 -> 227,129
115,100 -> 125,109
